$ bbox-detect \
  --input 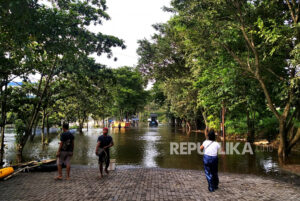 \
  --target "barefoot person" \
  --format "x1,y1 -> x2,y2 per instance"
200,130 -> 220,192
95,127 -> 114,179
55,123 -> 74,180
